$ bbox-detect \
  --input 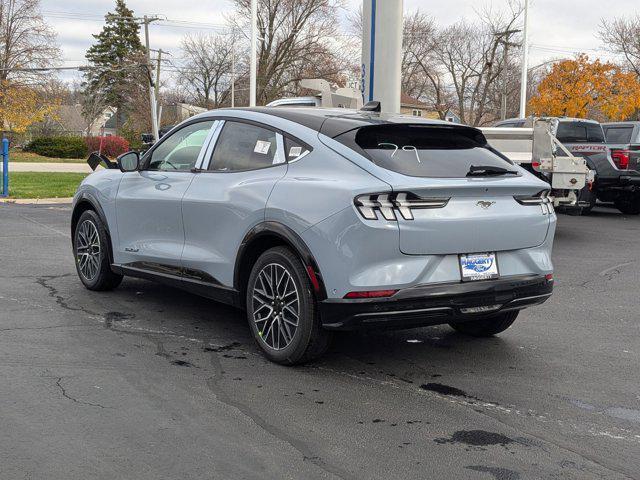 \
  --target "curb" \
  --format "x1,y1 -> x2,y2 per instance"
0,197 -> 73,205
